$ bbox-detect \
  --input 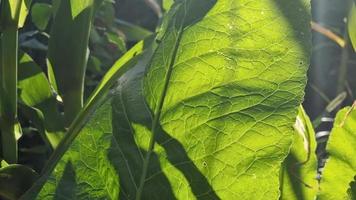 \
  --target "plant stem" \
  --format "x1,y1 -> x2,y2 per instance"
0,0 -> 23,164
0,27 -> 19,164
336,35 -> 349,95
